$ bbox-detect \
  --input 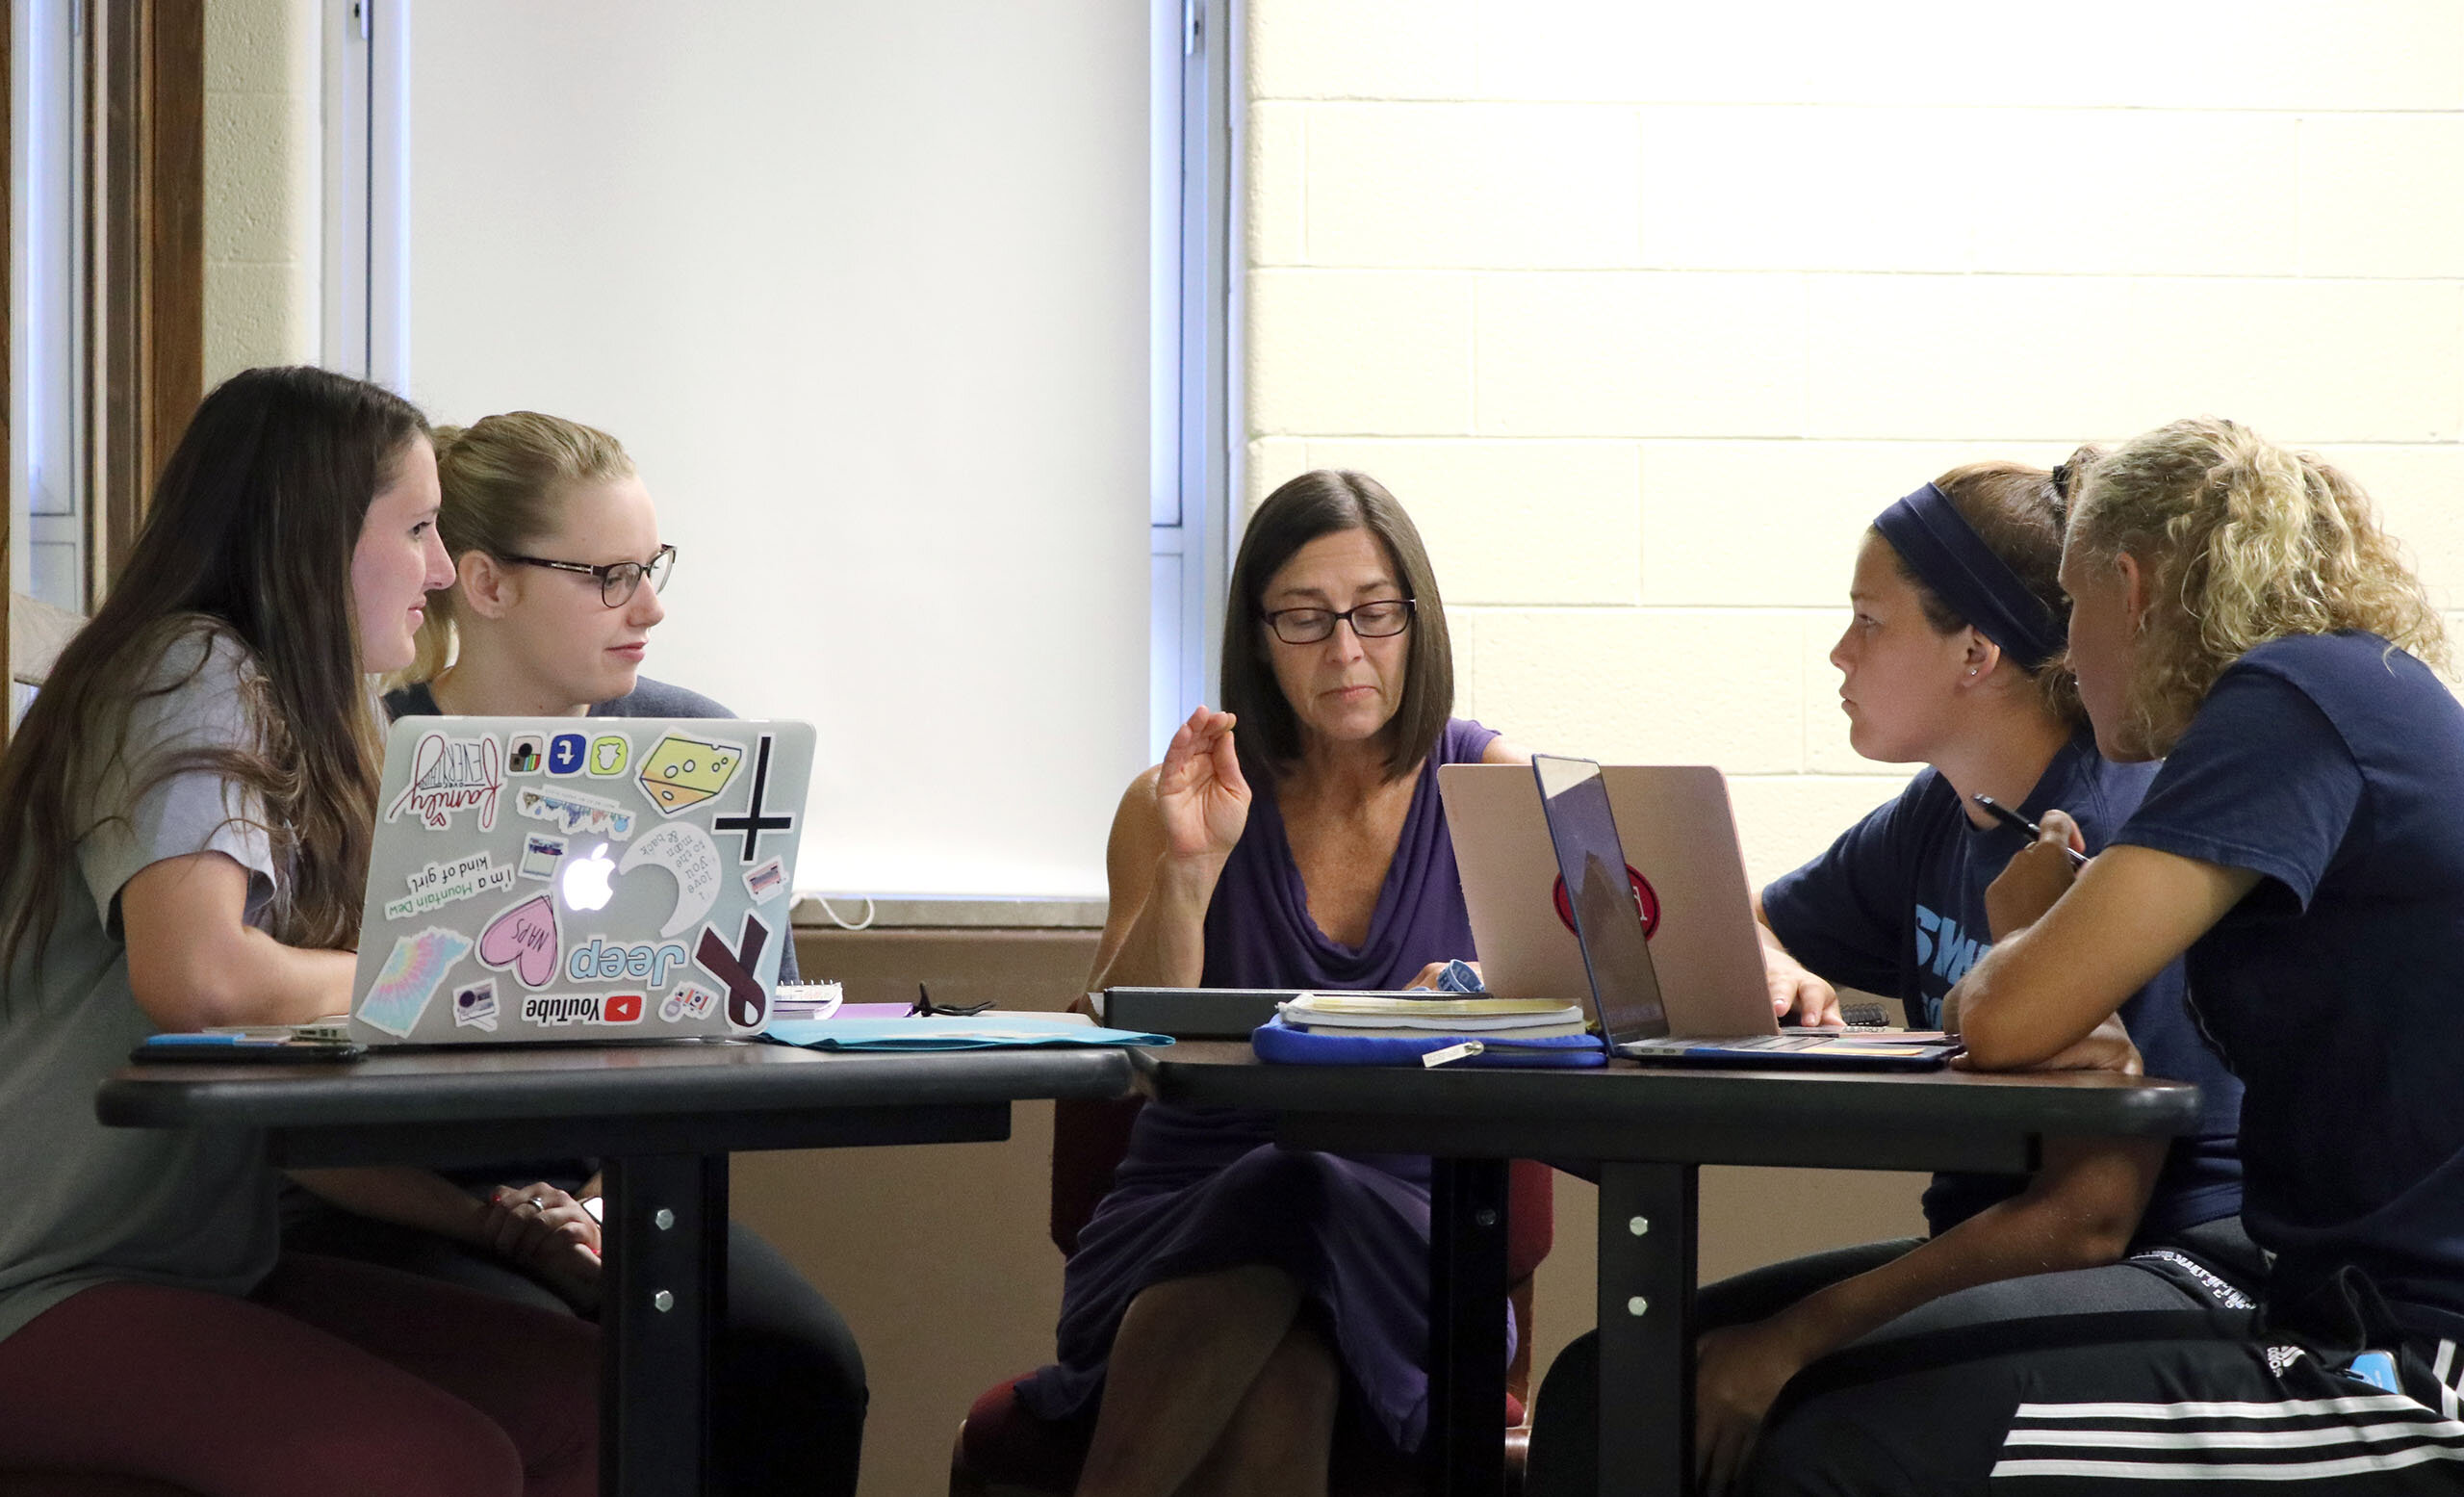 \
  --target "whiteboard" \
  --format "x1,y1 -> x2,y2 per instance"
399,1 -> 1152,897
